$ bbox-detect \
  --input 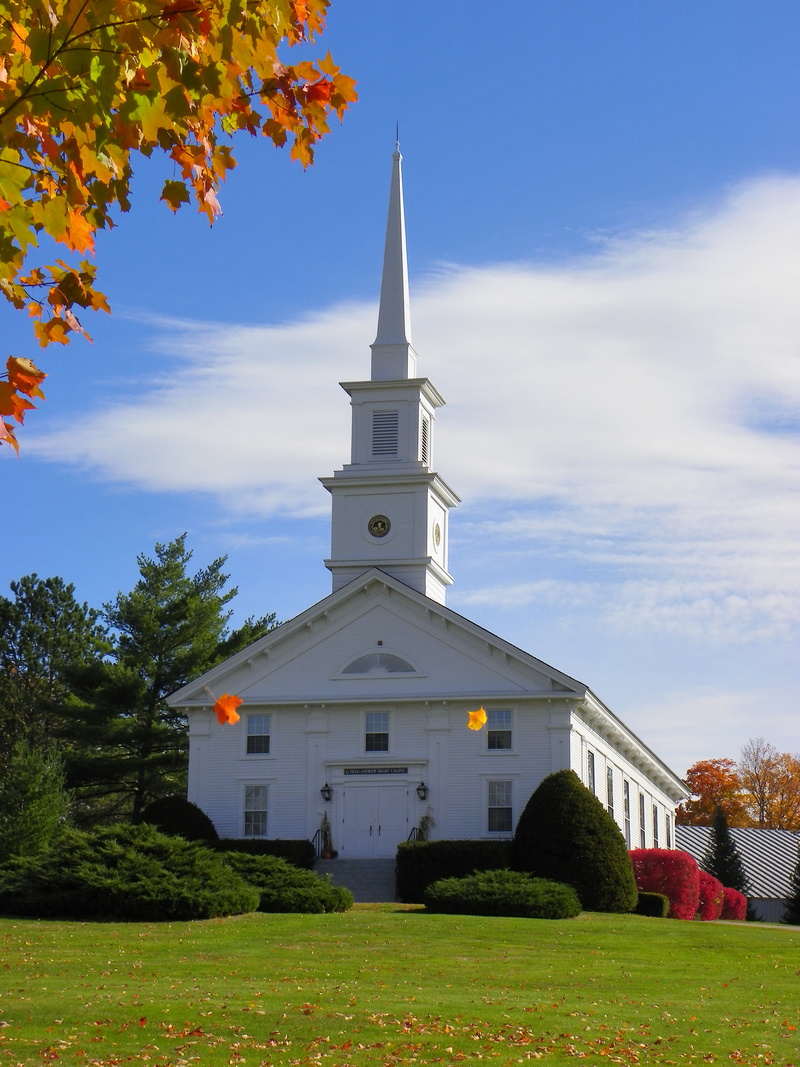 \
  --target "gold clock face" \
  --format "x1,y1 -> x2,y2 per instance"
433,522 -> 441,547
368,514 -> 391,538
